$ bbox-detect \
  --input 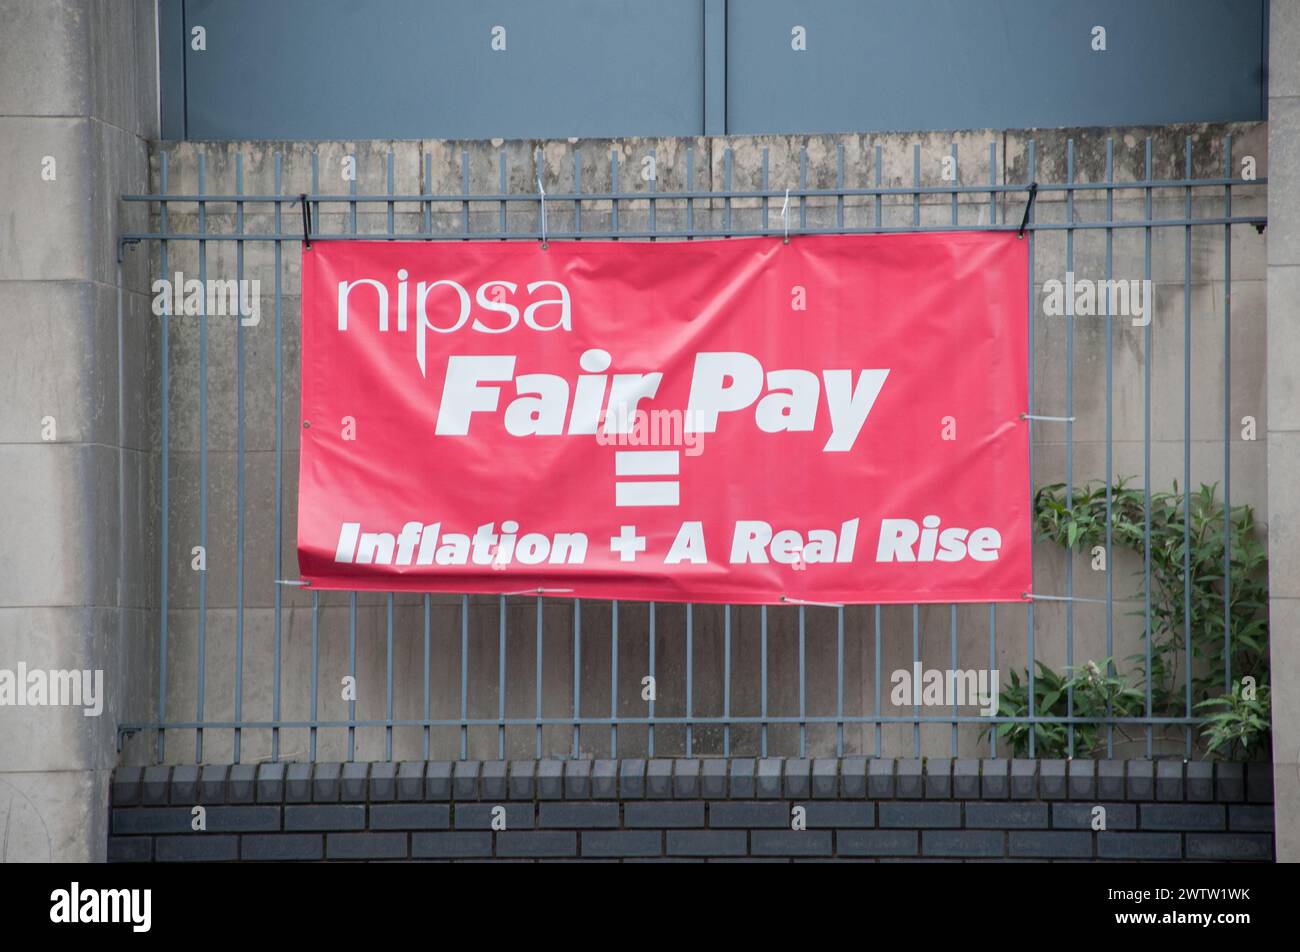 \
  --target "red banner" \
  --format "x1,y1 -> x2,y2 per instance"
298,234 -> 1030,604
